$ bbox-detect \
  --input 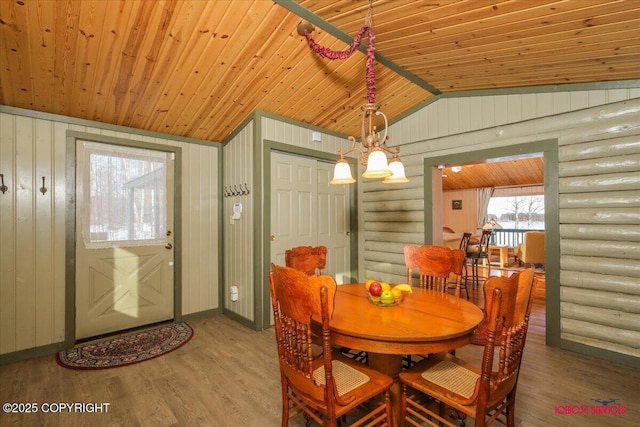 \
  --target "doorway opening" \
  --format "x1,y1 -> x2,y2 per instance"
424,139 -> 560,347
